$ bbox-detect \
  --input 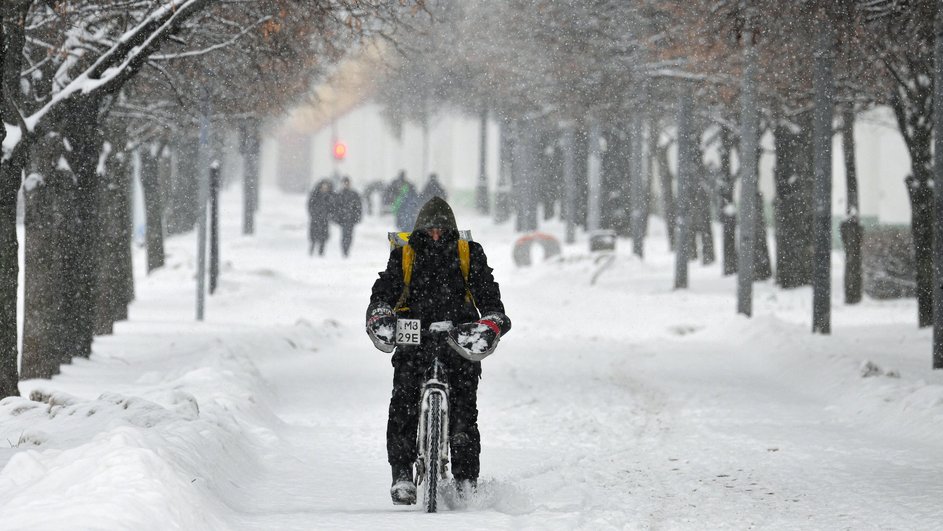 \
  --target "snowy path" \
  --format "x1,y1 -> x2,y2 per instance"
3,189 -> 943,530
